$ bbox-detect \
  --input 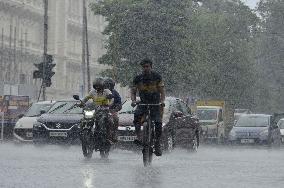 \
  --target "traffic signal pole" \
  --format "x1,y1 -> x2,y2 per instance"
42,0 -> 48,101
83,0 -> 91,92
81,0 -> 87,96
